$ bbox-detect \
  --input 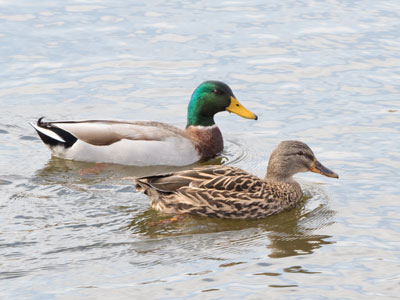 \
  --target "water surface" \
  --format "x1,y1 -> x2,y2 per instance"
1,0 -> 399,299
